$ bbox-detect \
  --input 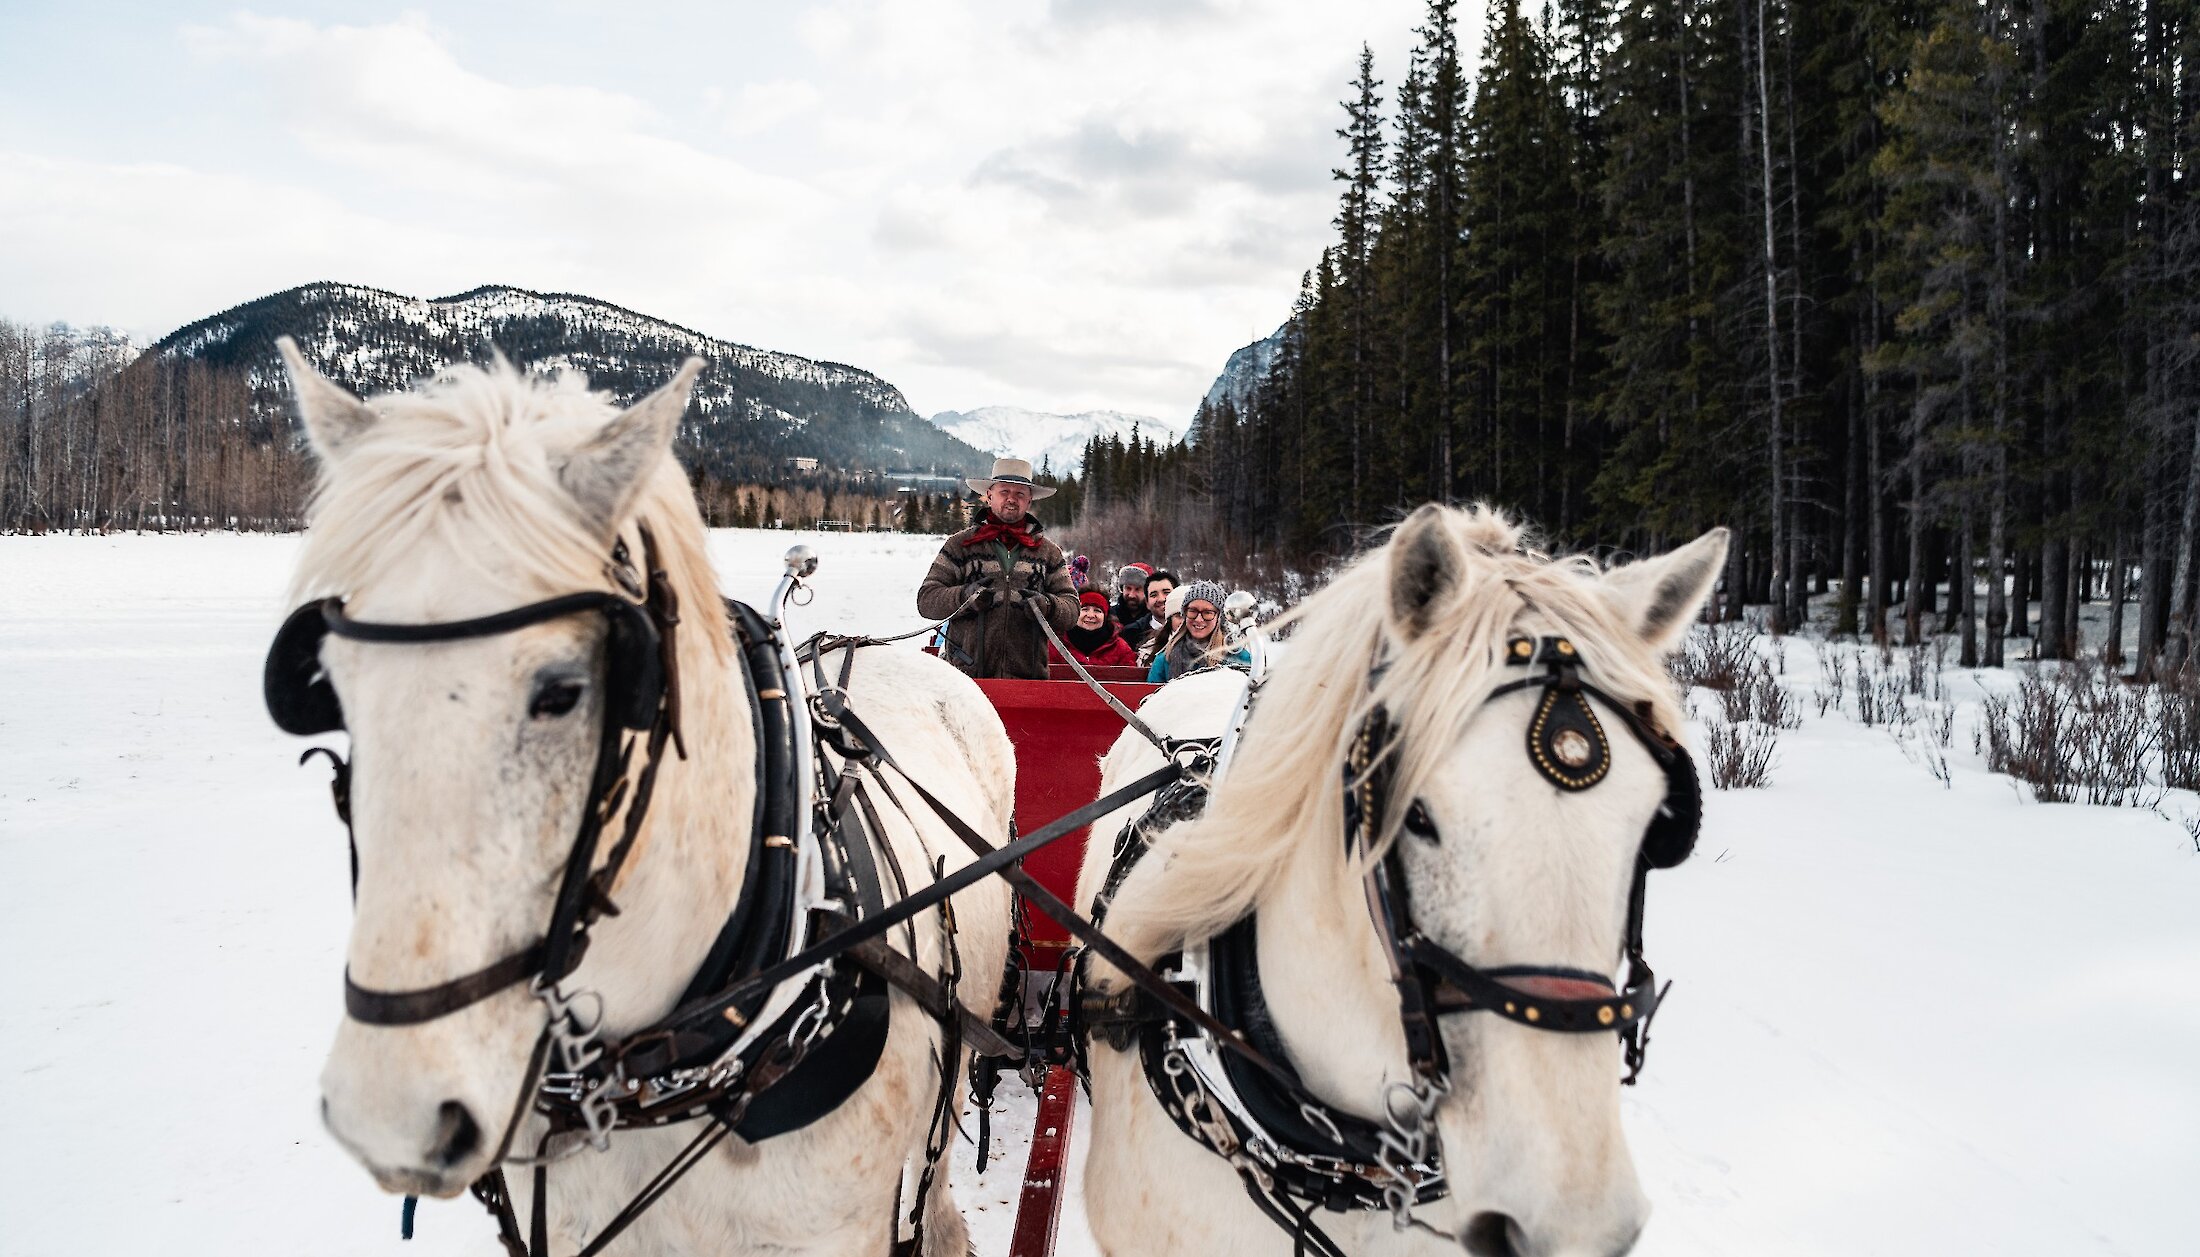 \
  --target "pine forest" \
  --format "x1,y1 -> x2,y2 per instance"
1080,0 -> 2200,675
